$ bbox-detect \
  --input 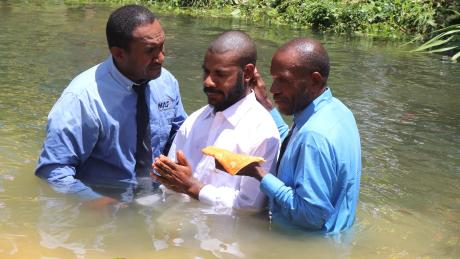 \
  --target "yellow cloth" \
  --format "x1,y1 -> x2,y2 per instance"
202,146 -> 265,175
